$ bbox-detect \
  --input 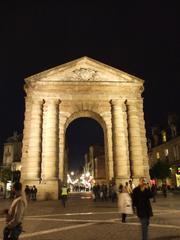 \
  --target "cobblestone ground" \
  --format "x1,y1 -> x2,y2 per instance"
0,192 -> 180,240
